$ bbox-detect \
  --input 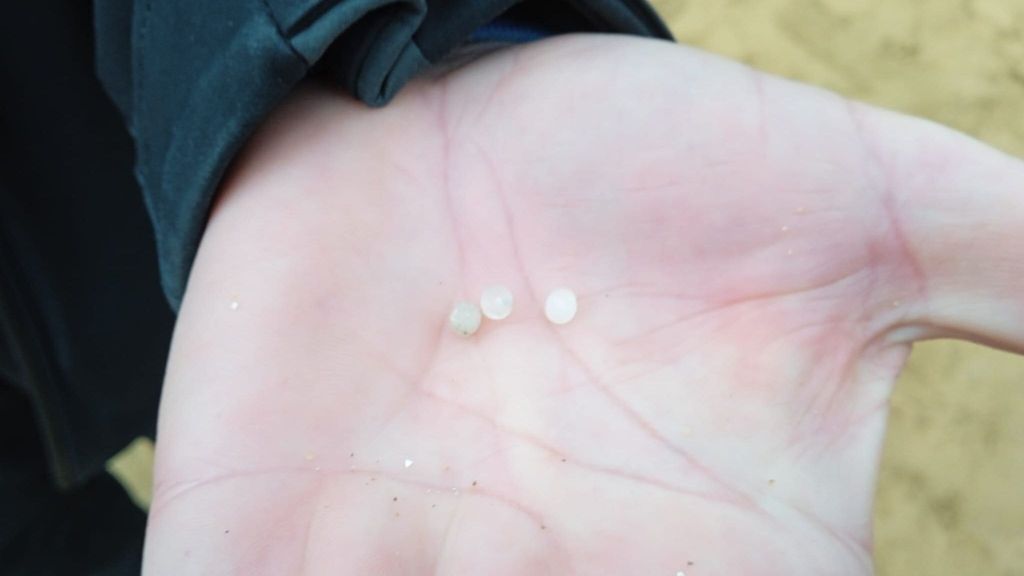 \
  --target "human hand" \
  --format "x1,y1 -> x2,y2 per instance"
143,35 -> 1024,575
